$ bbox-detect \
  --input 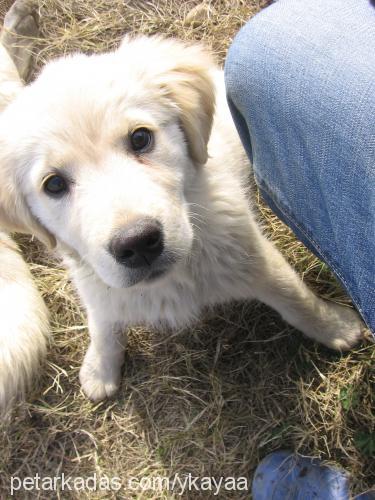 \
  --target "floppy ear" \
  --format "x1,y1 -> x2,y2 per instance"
0,154 -> 56,249
155,40 -> 216,165
120,36 -> 216,165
